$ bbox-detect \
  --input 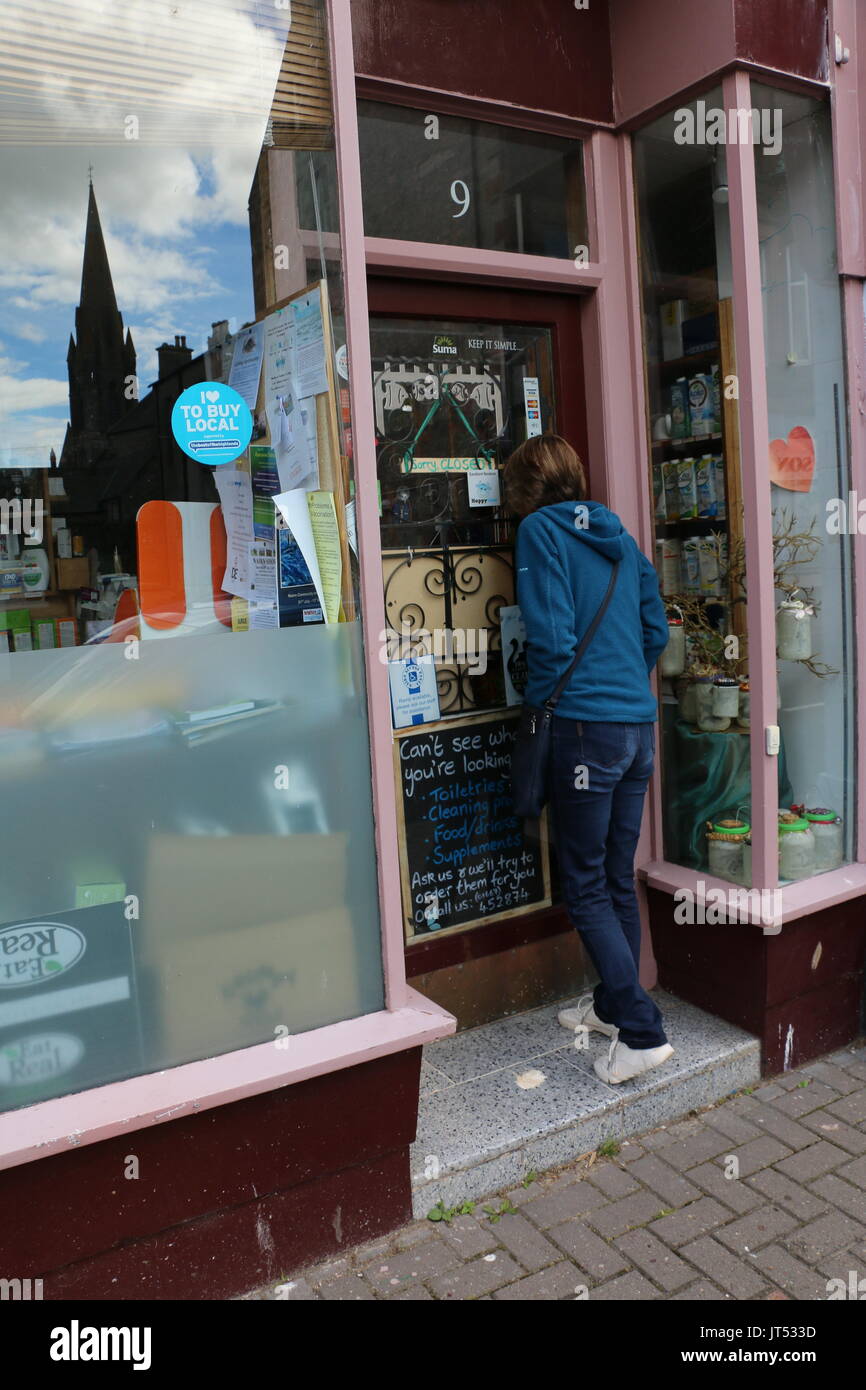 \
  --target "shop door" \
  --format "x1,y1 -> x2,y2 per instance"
368,278 -> 587,957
